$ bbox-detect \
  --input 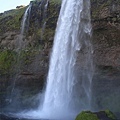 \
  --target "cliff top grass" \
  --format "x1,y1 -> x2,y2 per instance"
0,6 -> 26,33
0,6 -> 26,18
